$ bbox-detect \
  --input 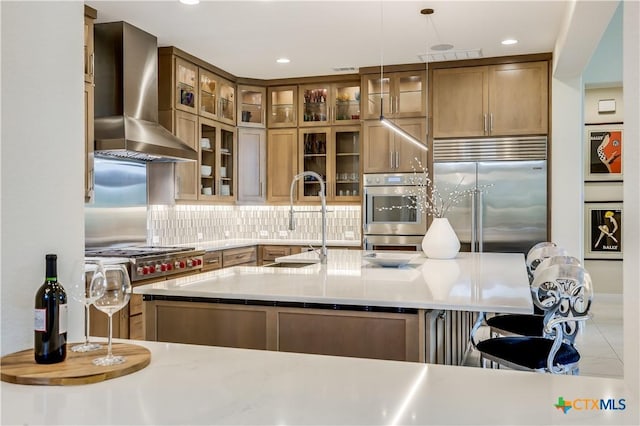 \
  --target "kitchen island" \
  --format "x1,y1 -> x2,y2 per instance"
135,250 -> 532,364
0,339 -> 631,425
